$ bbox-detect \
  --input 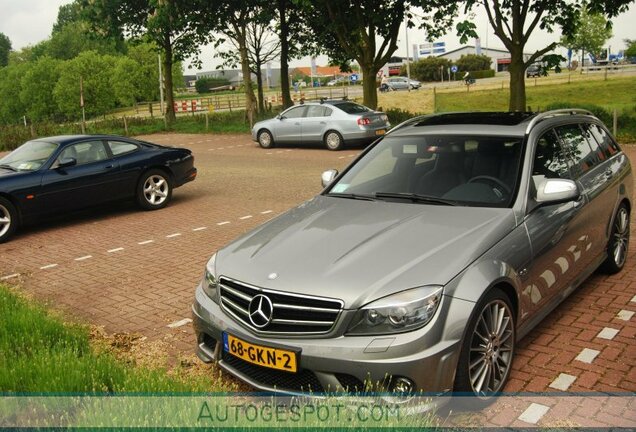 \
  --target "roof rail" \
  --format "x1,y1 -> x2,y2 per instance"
525,109 -> 594,134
